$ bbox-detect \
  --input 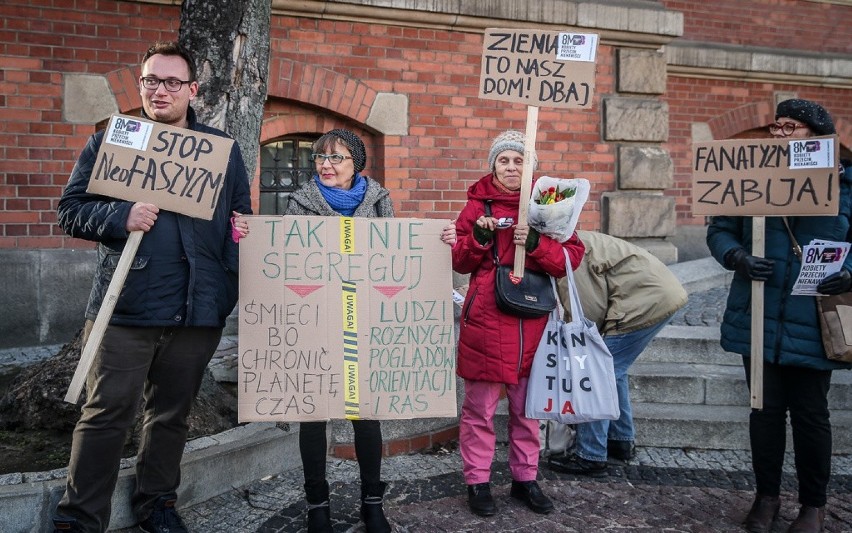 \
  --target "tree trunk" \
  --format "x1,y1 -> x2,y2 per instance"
179,0 -> 271,182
